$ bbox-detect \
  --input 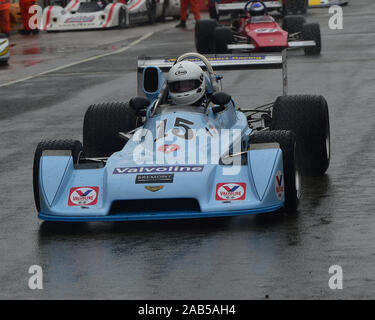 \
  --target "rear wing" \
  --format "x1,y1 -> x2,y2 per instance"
137,51 -> 288,96
216,0 -> 283,15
